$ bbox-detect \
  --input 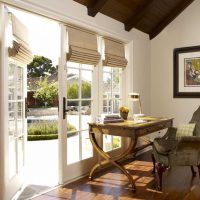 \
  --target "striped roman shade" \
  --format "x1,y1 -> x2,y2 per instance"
8,40 -> 33,64
66,25 -> 100,65
103,37 -> 127,68
8,13 -> 33,65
